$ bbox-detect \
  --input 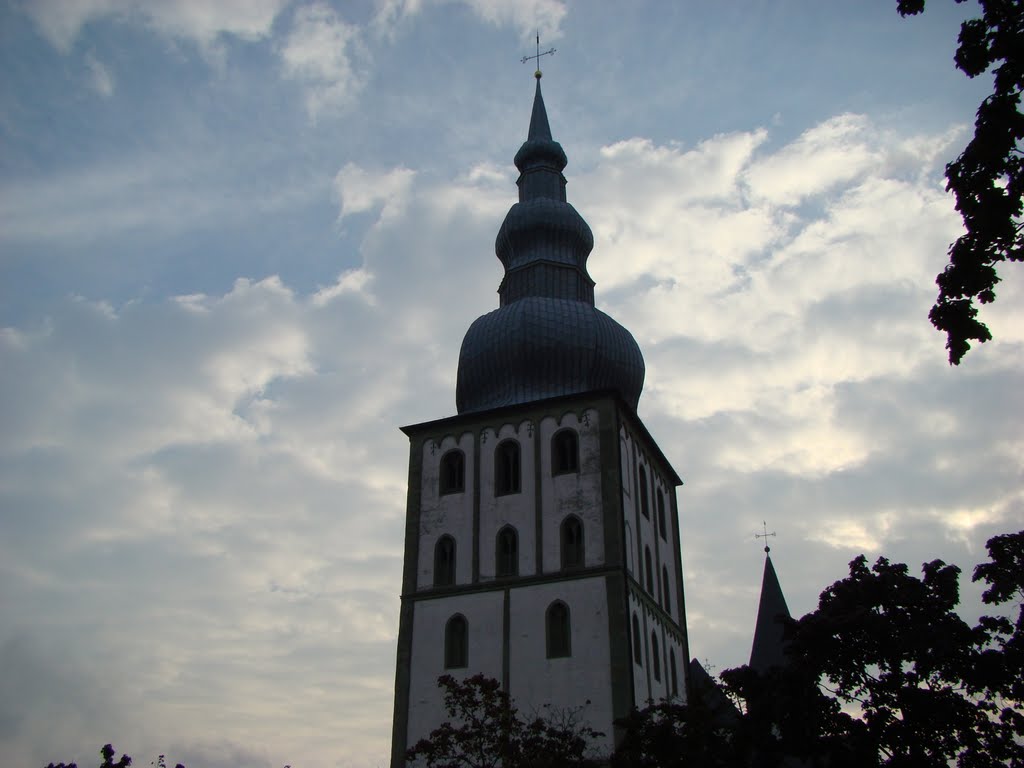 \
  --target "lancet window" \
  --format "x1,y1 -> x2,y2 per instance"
560,515 -> 584,570
546,601 -> 571,658
551,429 -> 579,475
496,525 -> 519,577
434,536 -> 456,587
495,440 -> 521,495
444,615 -> 468,669
440,450 -> 465,495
